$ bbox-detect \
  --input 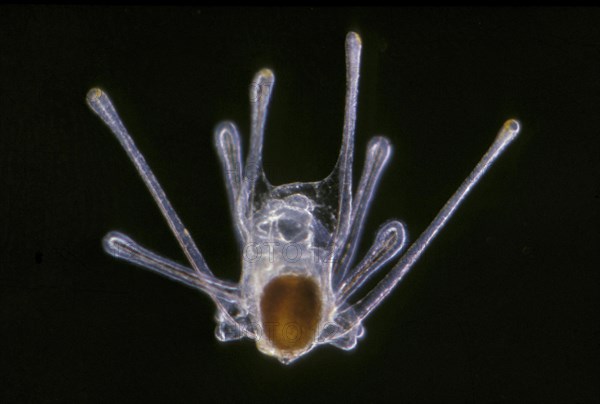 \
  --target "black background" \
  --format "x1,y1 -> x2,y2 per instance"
1,7 -> 598,403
